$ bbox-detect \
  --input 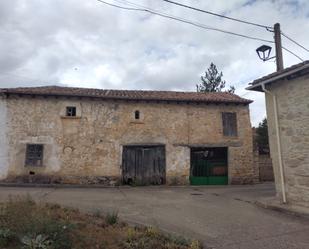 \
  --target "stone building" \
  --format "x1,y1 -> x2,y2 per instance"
0,86 -> 257,185
247,61 -> 309,209
252,128 -> 274,182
